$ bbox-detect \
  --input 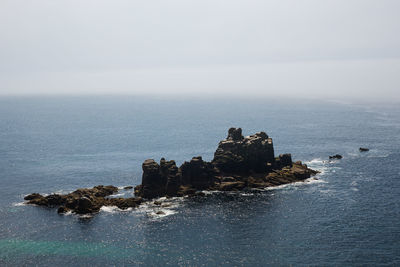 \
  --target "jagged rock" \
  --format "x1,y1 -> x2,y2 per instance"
161,158 -> 182,197
274,154 -> 293,169
124,186 -> 133,190
329,154 -> 343,159
140,159 -> 166,199
137,158 -> 181,199
227,127 -> 244,141
212,129 -> 274,173
359,147 -> 369,152
181,156 -> 216,189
